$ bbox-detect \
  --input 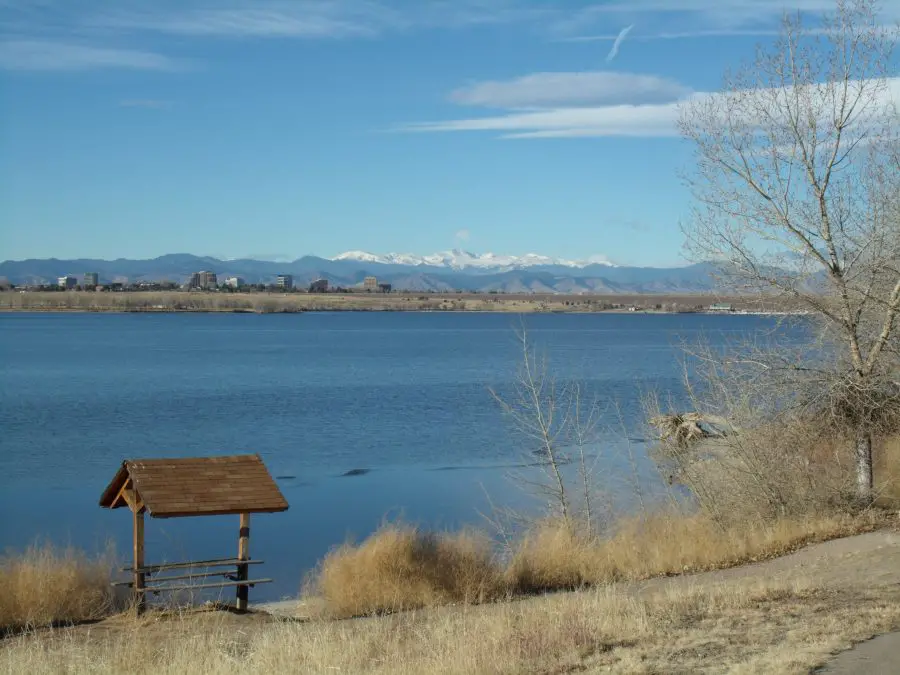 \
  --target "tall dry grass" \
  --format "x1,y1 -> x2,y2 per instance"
307,509 -> 885,618
0,543 -> 122,633
506,510 -> 883,593
311,525 -> 505,617
5,576 -> 900,674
